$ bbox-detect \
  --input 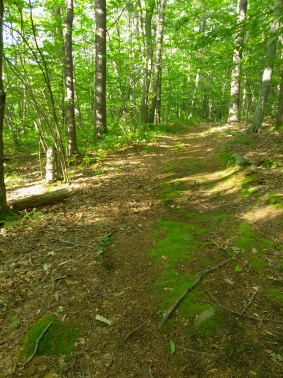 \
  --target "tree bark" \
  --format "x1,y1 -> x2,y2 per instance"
139,0 -> 155,126
0,0 -> 8,215
63,0 -> 78,154
94,0 -> 107,139
148,0 -> 167,125
228,0 -> 247,123
8,188 -> 70,211
248,0 -> 282,133
275,62 -> 283,128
